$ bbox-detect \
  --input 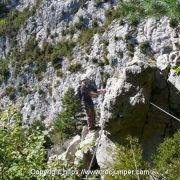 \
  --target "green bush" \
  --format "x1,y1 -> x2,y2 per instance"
92,57 -> 98,64
127,43 -> 135,57
0,107 -> 48,179
75,16 -> 86,30
68,63 -> 82,73
17,85 -> 29,96
0,1 -> 9,18
0,60 -> 9,84
153,130 -> 180,179
101,71 -> 110,88
109,136 -> 145,180
54,40 -> 76,59
7,38 -> 75,80
102,39 -> 109,47
173,66 -> 180,74
95,0 -> 104,6
0,18 -> 6,26
79,29 -> 94,45
139,41 -> 150,54
56,69 -> 64,78
92,19 -> 99,28
169,19 -> 178,28
5,86 -> 16,100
